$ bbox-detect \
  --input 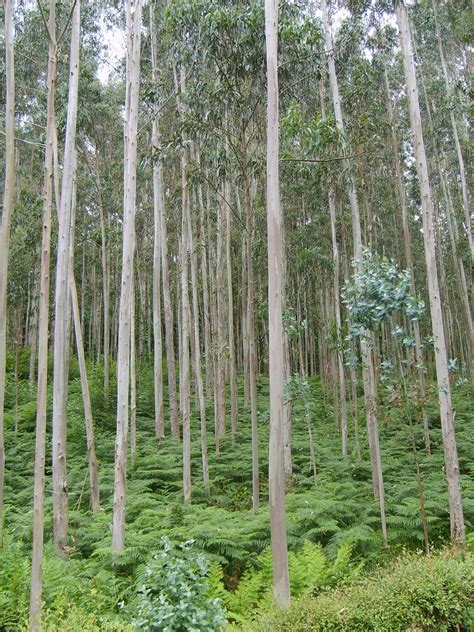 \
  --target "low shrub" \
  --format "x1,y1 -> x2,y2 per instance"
251,550 -> 474,631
